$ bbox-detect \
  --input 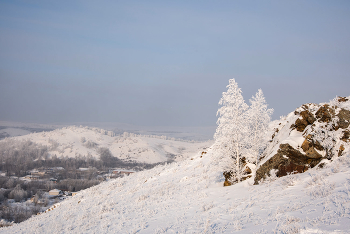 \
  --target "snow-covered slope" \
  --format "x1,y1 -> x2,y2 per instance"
2,97 -> 350,233
3,145 -> 350,233
2,126 -> 211,164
